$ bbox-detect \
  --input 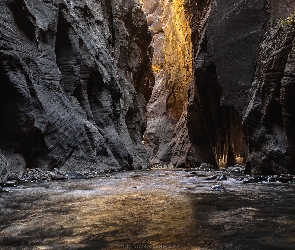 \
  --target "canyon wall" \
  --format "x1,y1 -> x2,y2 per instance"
0,0 -> 153,180
138,0 -> 193,166
140,0 -> 271,168
141,0 -> 295,173
185,0 -> 295,173
1,0 -> 295,177
188,0 -> 270,168
244,10 -> 295,174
